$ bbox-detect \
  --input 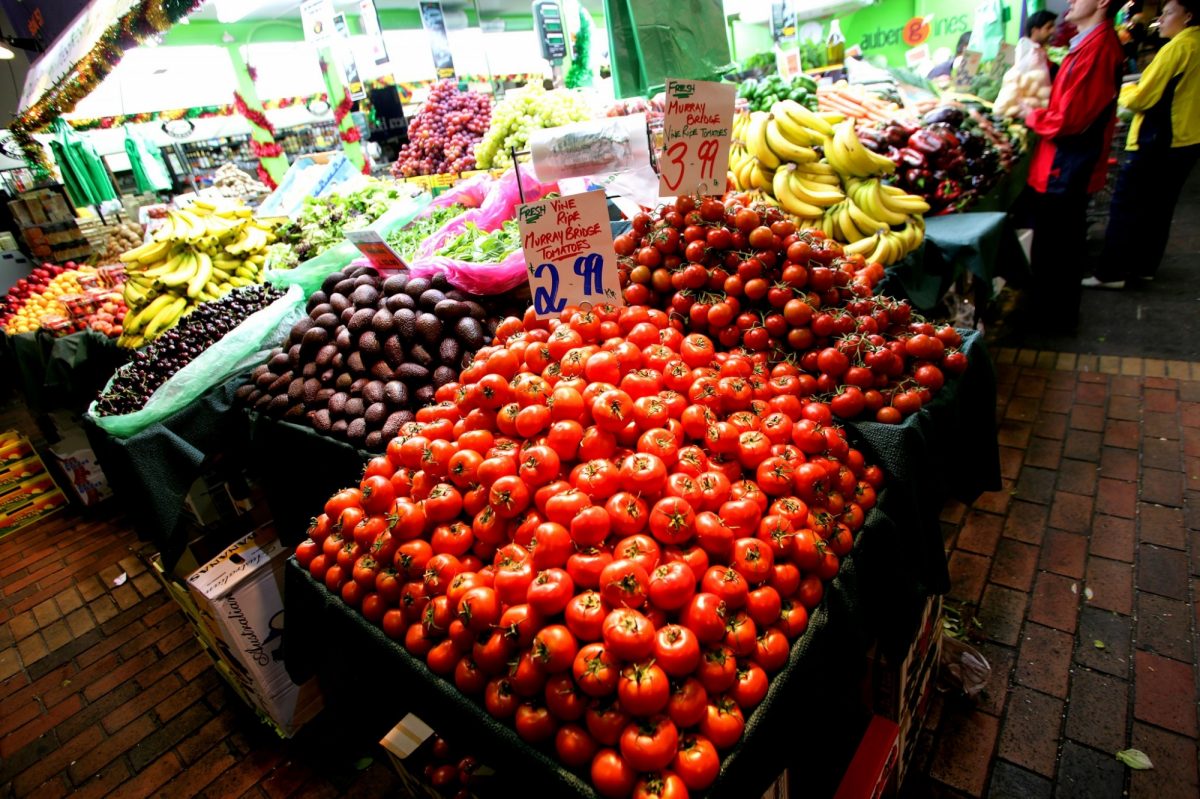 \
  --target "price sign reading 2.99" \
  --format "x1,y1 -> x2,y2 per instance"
659,79 -> 737,197
520,189 -> 623,319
